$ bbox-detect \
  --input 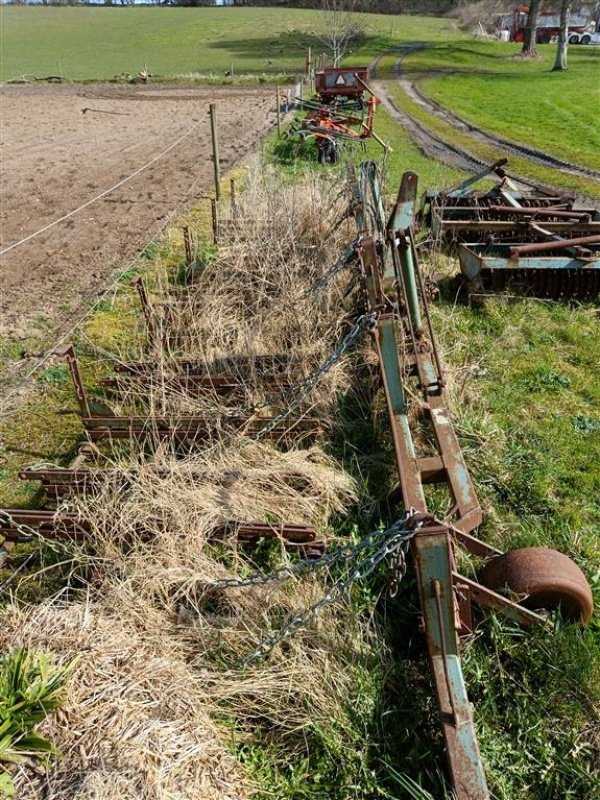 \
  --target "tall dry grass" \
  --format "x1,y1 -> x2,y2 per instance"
0,166 -> 383,799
